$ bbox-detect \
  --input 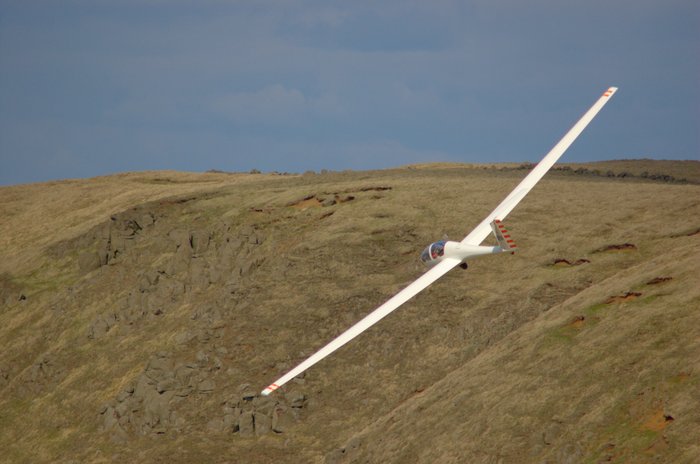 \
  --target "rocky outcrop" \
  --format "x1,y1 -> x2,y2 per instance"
100,350 -> 308,441
205,386 -> 307,436
100,351 -> 215,438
